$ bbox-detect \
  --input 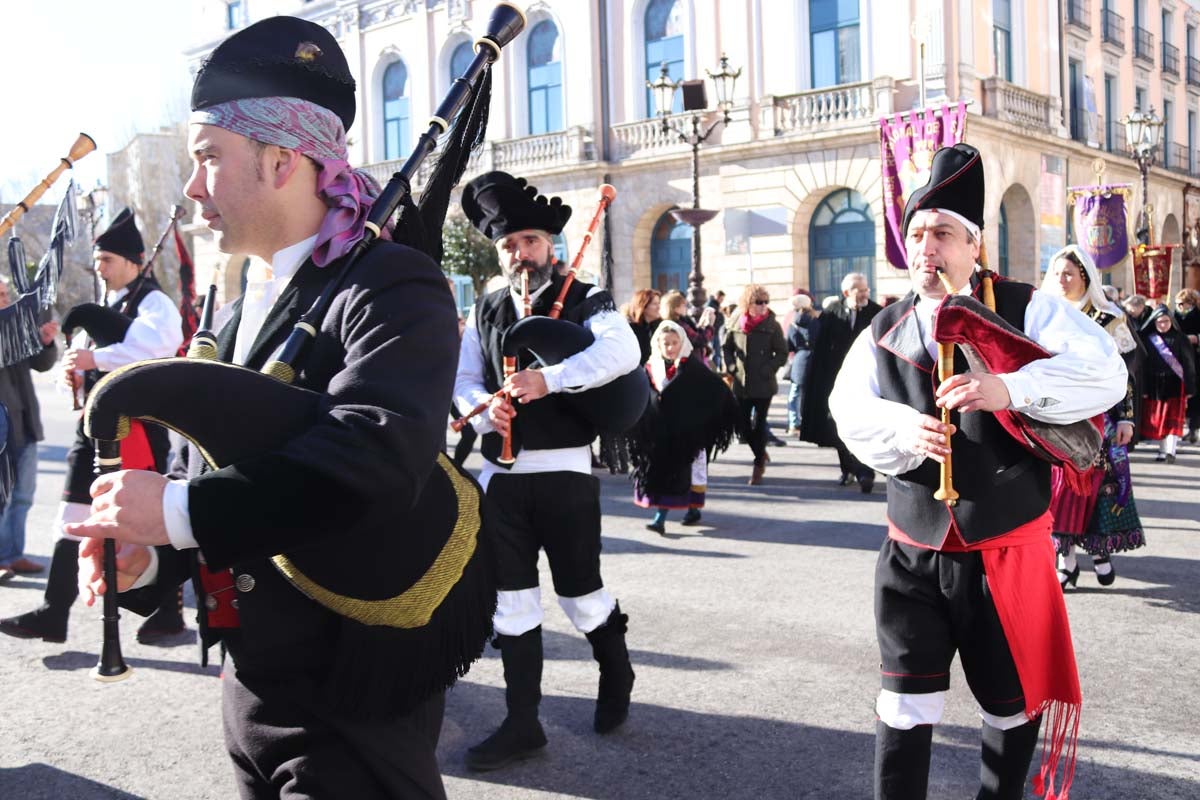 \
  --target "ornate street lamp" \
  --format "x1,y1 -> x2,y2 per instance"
1120,106 -> 1163,244
647,55 -> 741,317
